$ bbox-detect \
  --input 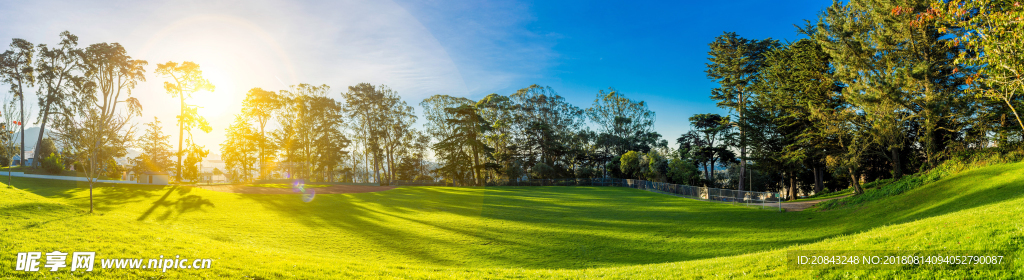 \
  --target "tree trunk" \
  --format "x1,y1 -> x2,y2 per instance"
848,167 -> 863,195
738,91 -> 745,191
1004,97 -> 1024,133
703,162 -> 711,187
788,172 -> 796,201
177,96 -> 184,181
259,125 -> 264,180
891,148 -> 902,179
813,166 -> 822,193
470,141 -> 480,186
19,94 -> 24,167
32,103 -> 52,168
